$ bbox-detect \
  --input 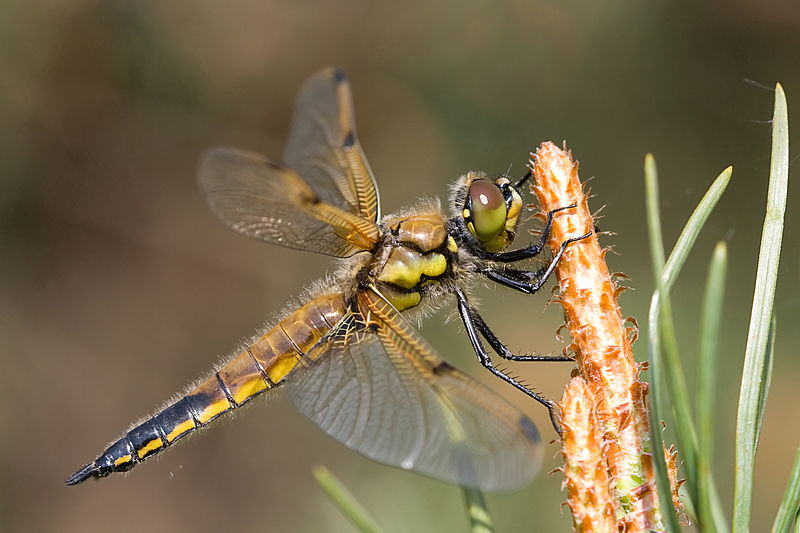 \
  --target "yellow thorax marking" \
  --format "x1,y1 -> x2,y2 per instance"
447,236 -> 458,253
384,291 -> 422,311
379,252 -> 447,290
503,186 -> 522,235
